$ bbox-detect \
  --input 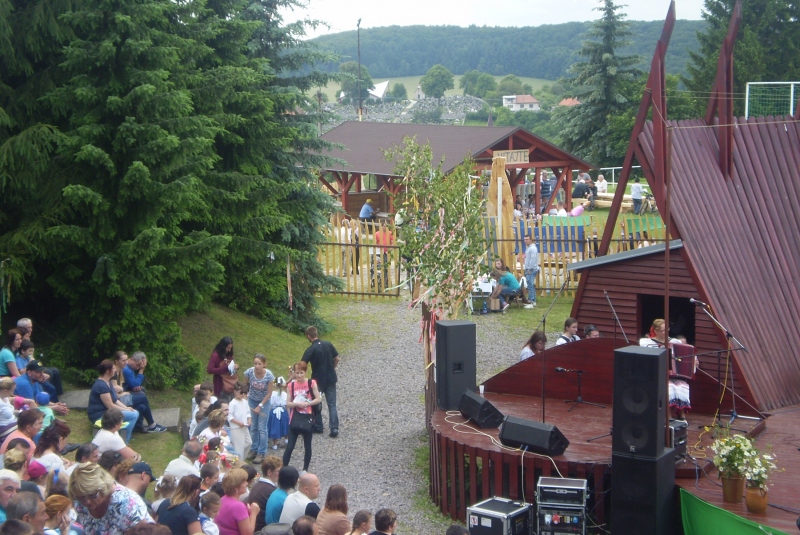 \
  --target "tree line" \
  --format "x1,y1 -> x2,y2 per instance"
0,0 -> 339,387
311,20 -> 706,80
